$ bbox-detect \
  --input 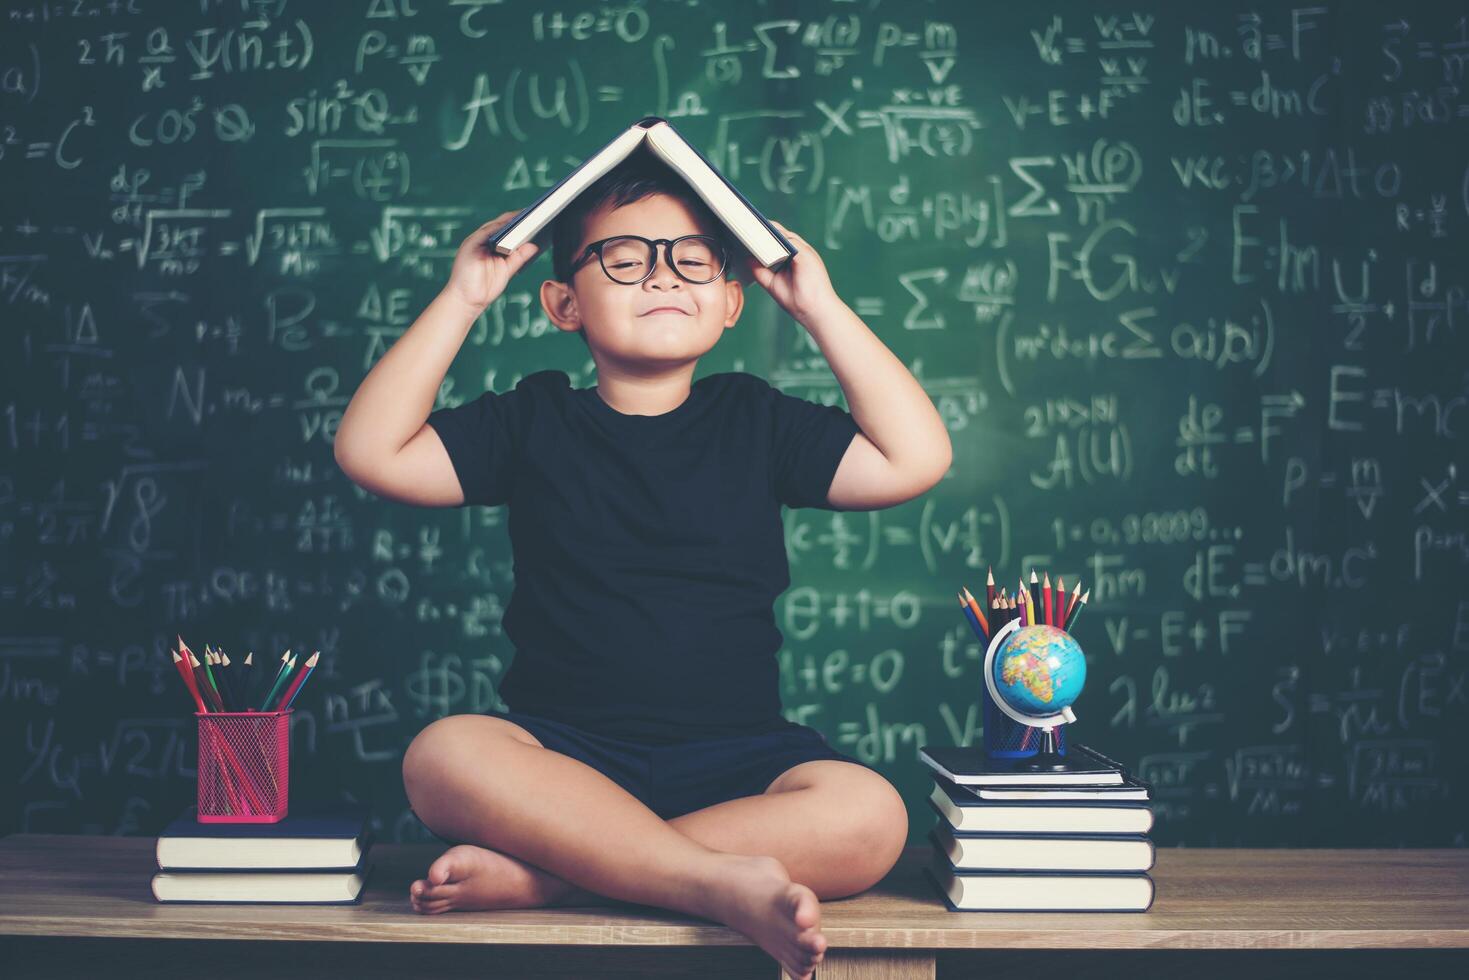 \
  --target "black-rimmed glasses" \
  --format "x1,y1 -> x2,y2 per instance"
570,234 -> 728,285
